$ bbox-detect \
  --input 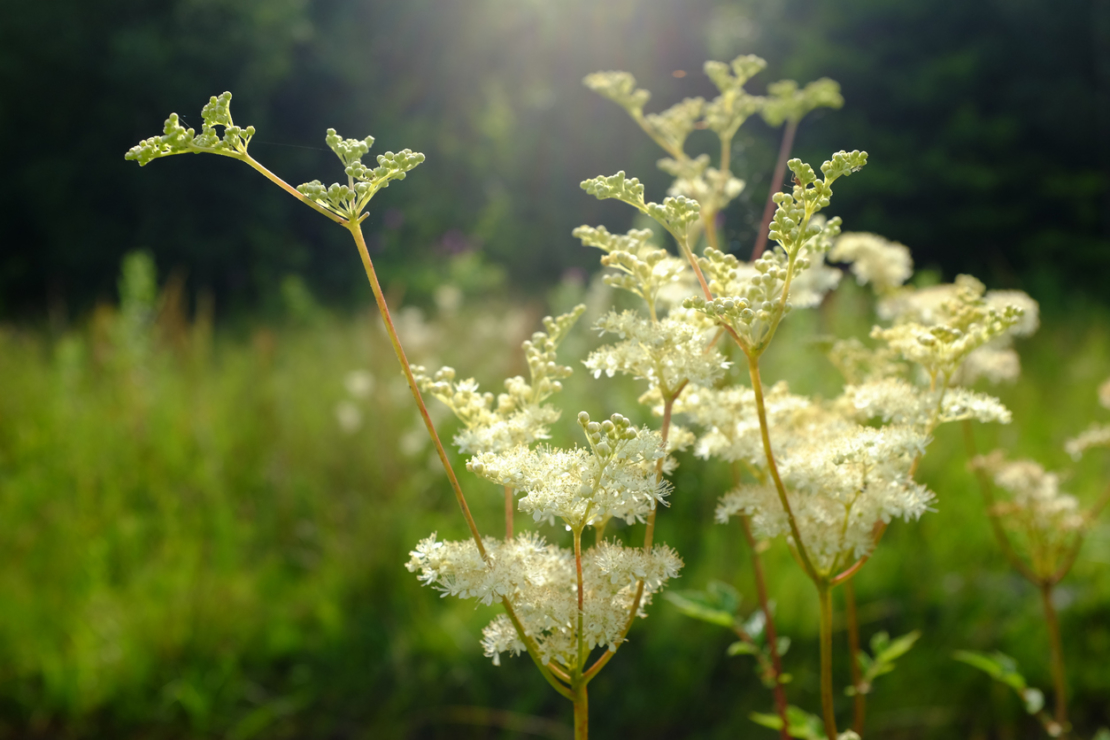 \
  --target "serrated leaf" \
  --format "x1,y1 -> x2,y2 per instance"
954,650 -> 1043,713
